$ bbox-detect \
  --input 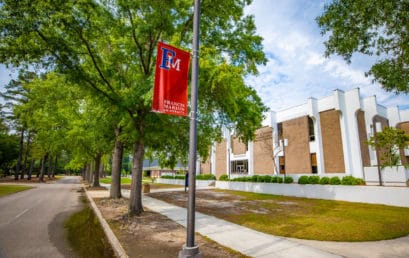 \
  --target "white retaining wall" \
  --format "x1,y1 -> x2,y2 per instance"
216,181 -> 409,208
156,178 -> 215,187
364,166 -> 409,186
